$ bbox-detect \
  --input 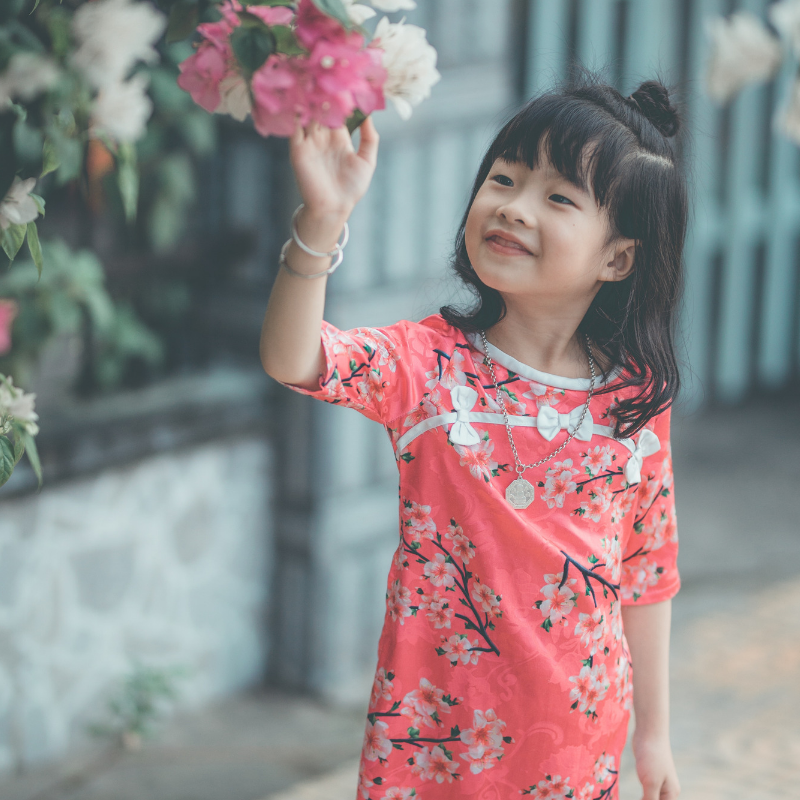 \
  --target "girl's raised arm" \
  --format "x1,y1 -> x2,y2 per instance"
259,116 -> 380,389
